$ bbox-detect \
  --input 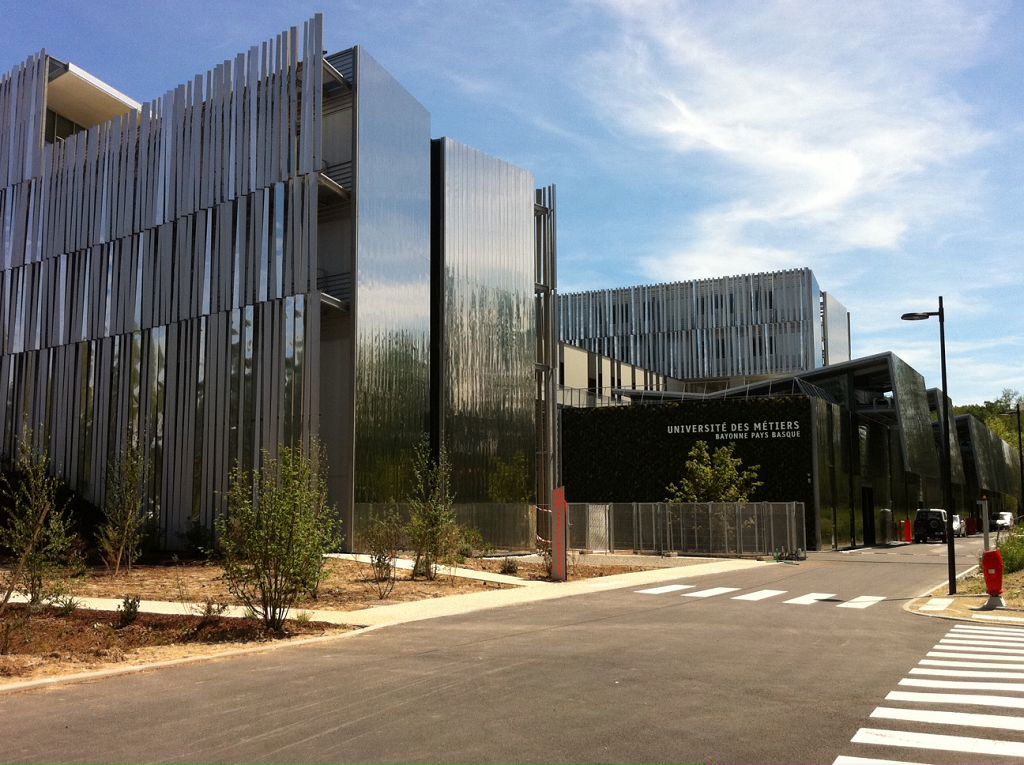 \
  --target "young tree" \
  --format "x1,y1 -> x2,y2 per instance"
97,444 -> 150,576
0,435 -> 77,619
362,505 -> 403,599
216,441 -> 341,632
665,440 -> 763,503
406,437 -> 459,580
